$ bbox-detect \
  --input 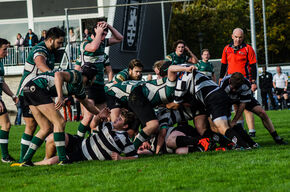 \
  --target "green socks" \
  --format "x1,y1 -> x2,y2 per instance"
0,130 -> 9,159
54,132 -> 67,161
22,136 -> 44,162
19,133 -> 33,162
77,123 -> 90,138
133,130 -> 150,150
